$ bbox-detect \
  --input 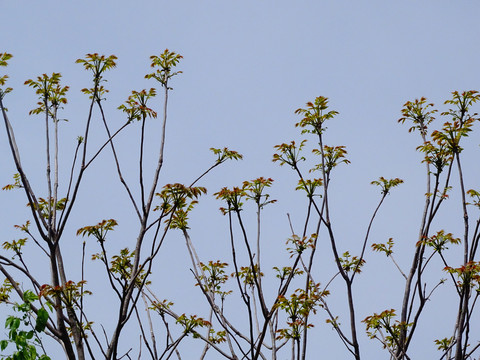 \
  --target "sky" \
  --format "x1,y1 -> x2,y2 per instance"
1,1 -> 480,358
